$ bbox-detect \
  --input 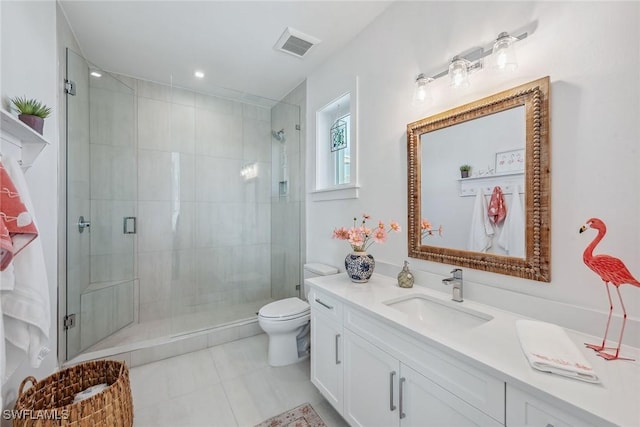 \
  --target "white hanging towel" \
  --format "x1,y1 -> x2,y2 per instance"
1,156 -> 50,383
516,320 -> 599,383
467,188 -> 494,252
497,189 -> 525,257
